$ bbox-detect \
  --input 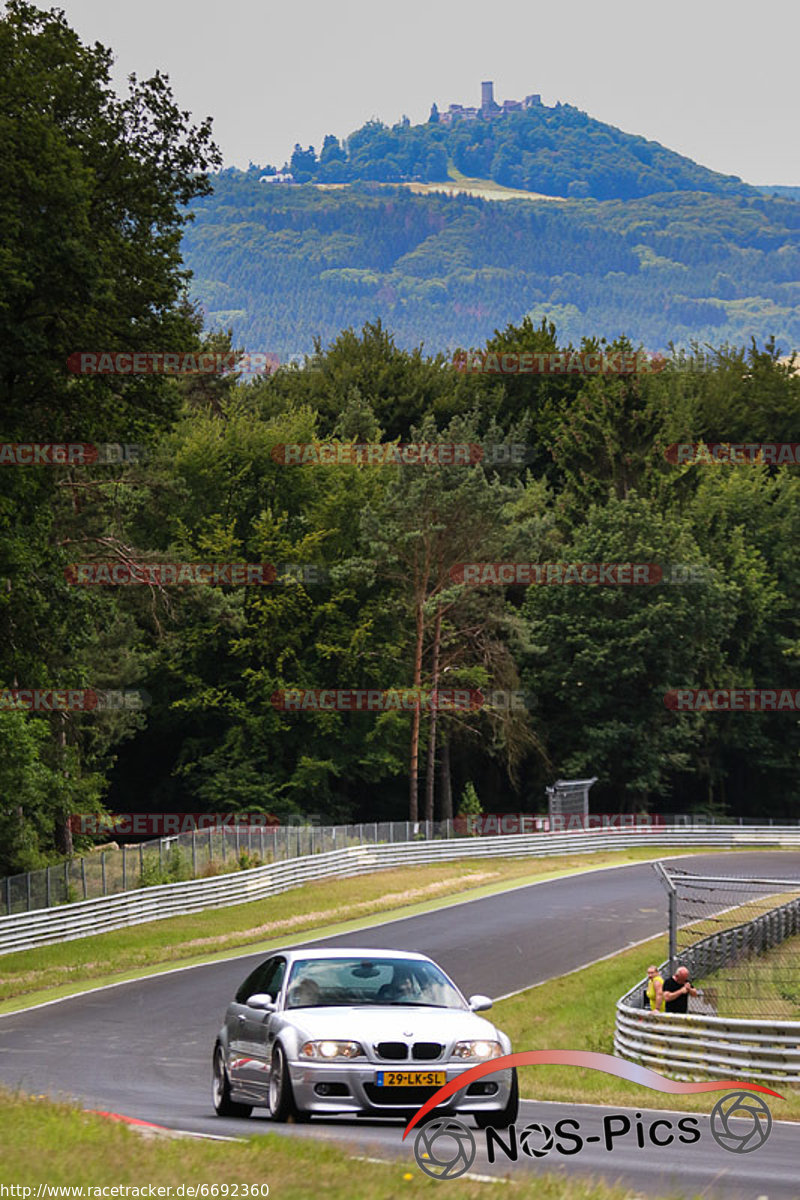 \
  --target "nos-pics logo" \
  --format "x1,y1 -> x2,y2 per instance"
413,1093 -> 773,1180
